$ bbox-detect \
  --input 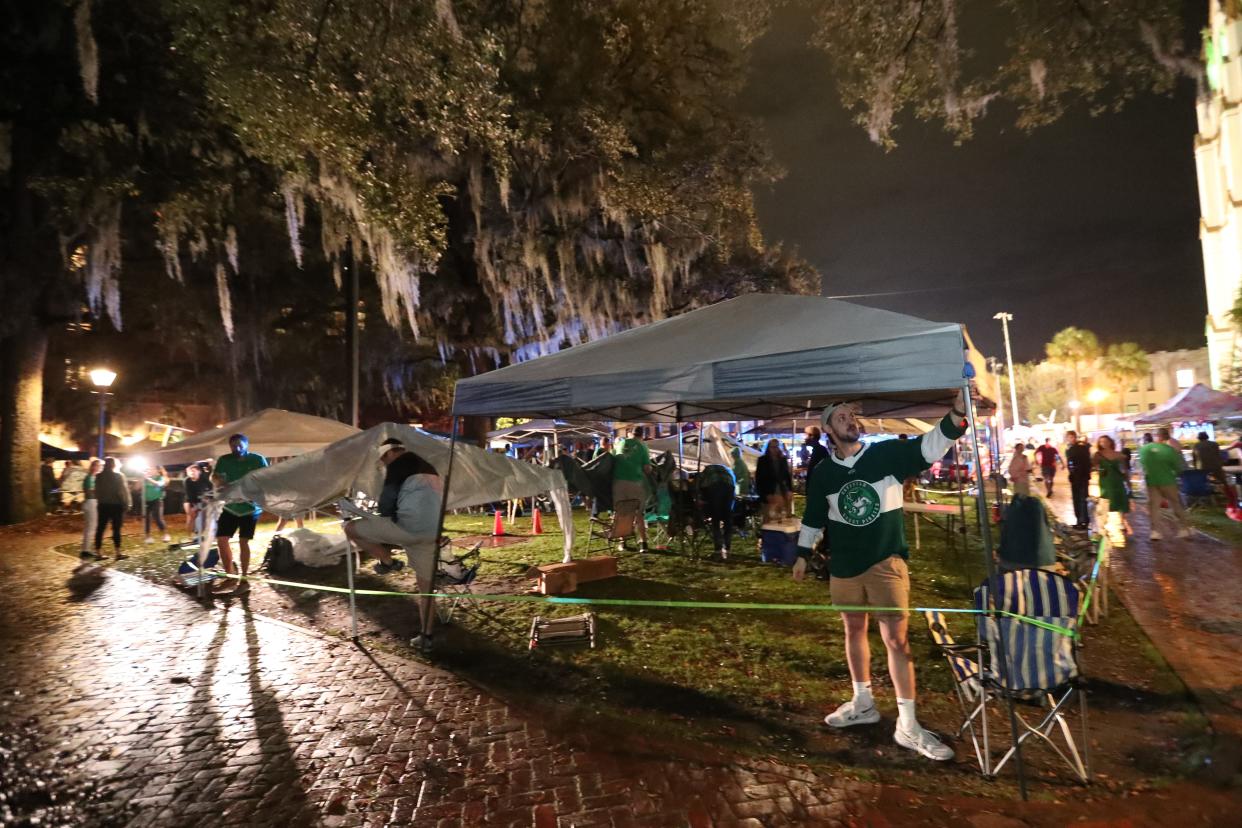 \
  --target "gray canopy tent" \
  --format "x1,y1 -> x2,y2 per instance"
443,293 -> 1025,784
